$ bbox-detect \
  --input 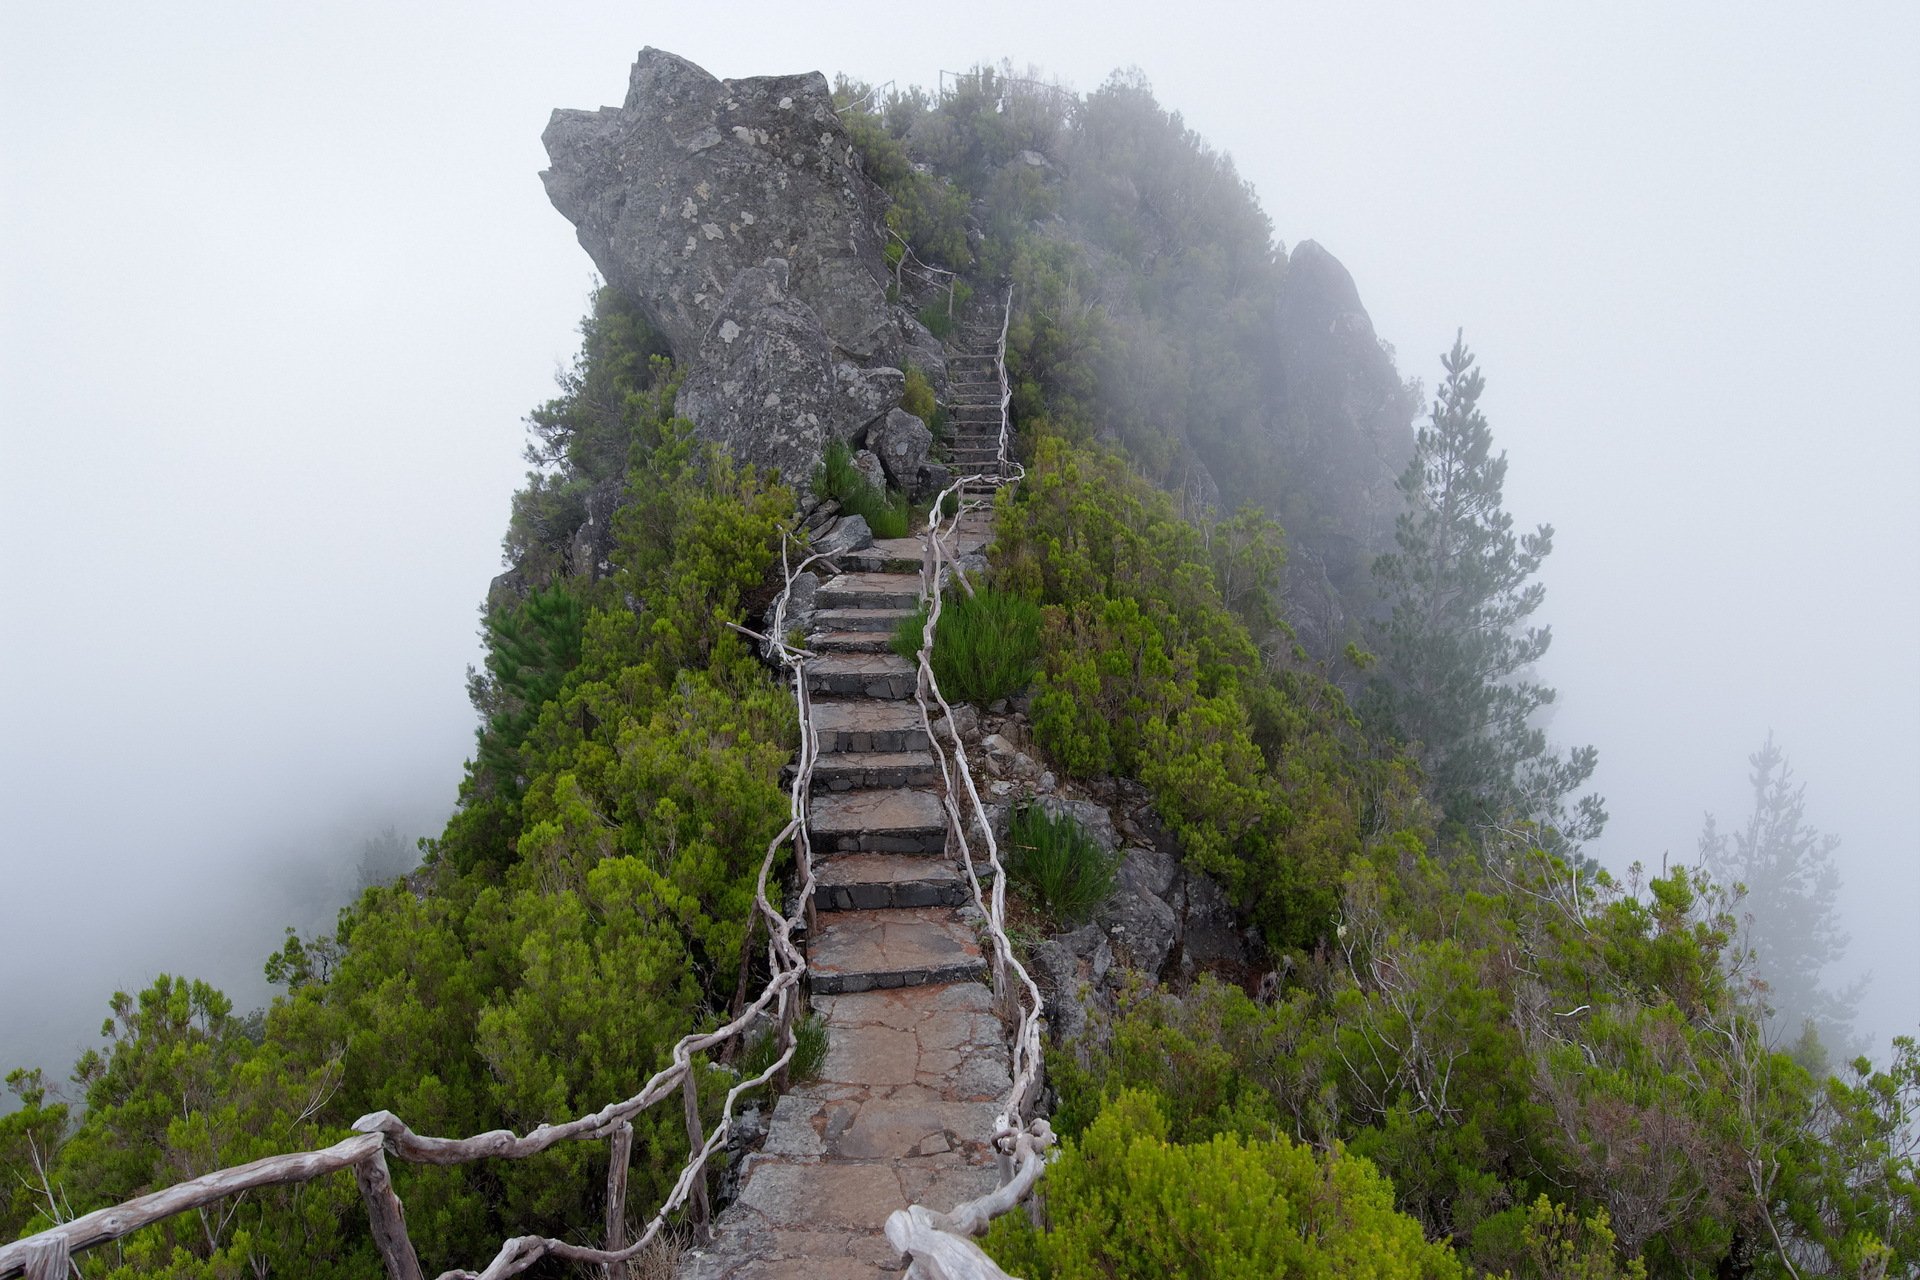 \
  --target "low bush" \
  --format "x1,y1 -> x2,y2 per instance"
1006,804 -> 1114,925
889,585 -> 1042,705
981,1090 -> 1462,1279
